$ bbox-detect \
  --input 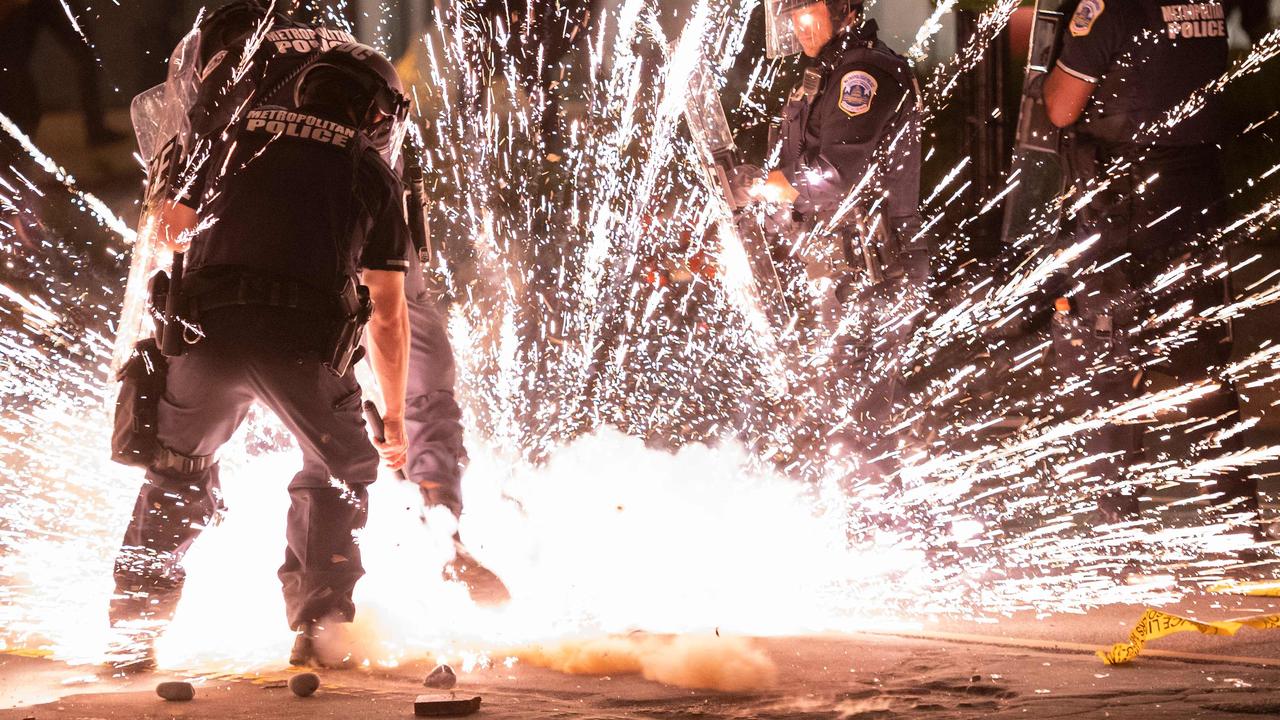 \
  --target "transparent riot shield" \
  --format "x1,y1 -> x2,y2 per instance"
682,49 -> 793,342
112,29 -> 202,372
1000,2 -> 1067,249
